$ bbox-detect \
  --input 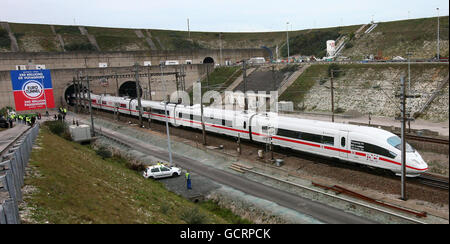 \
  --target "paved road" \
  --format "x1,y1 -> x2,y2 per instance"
0,123 -> 29,155
92,120 -> 377,224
